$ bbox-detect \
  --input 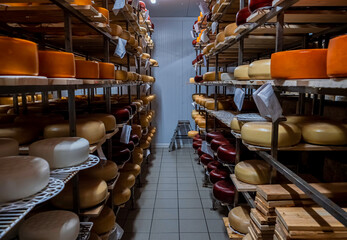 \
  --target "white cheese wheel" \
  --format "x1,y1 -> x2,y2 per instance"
203,72 -> 222,81
0,138 -> 18,157
215,31 -> 225,45
19,210 -> 80,240
235,160 -> 271,185
241,122 -> 302,147
228,206 -> 250,234
79,113 -> 116,132
120,163 -> 141,176
29,137 -> 89,169
90,206 -> 115,235
230,117 -> 243,133
113,187 -> 131,205
234,65 -> 250,80
81,160 -> 118,182
221,72 -> 234,81
301,122 -> 347,145
248,59 -> 271,80
0,156 -> 49,203
0,125 -> 39,145
224,23 -> 237,37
